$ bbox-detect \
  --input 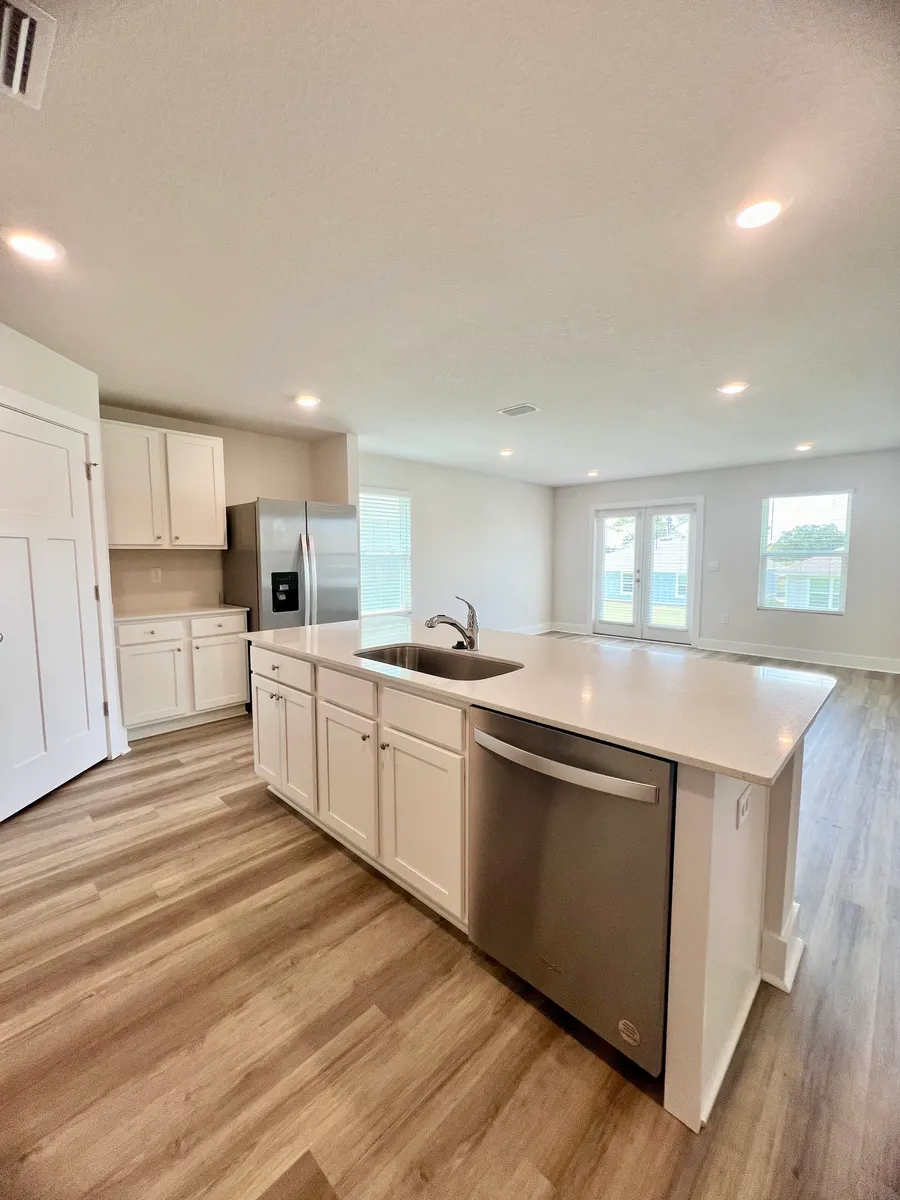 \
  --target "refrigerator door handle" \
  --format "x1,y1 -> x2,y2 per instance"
308,534 -> 319,625
300,533 -> 312,626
